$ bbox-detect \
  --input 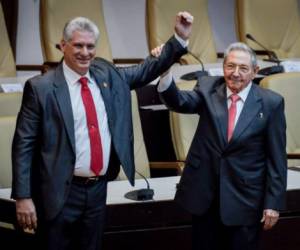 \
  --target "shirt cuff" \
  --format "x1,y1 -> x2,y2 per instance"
174,33 -> 189,48
157,71 -> 173,92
